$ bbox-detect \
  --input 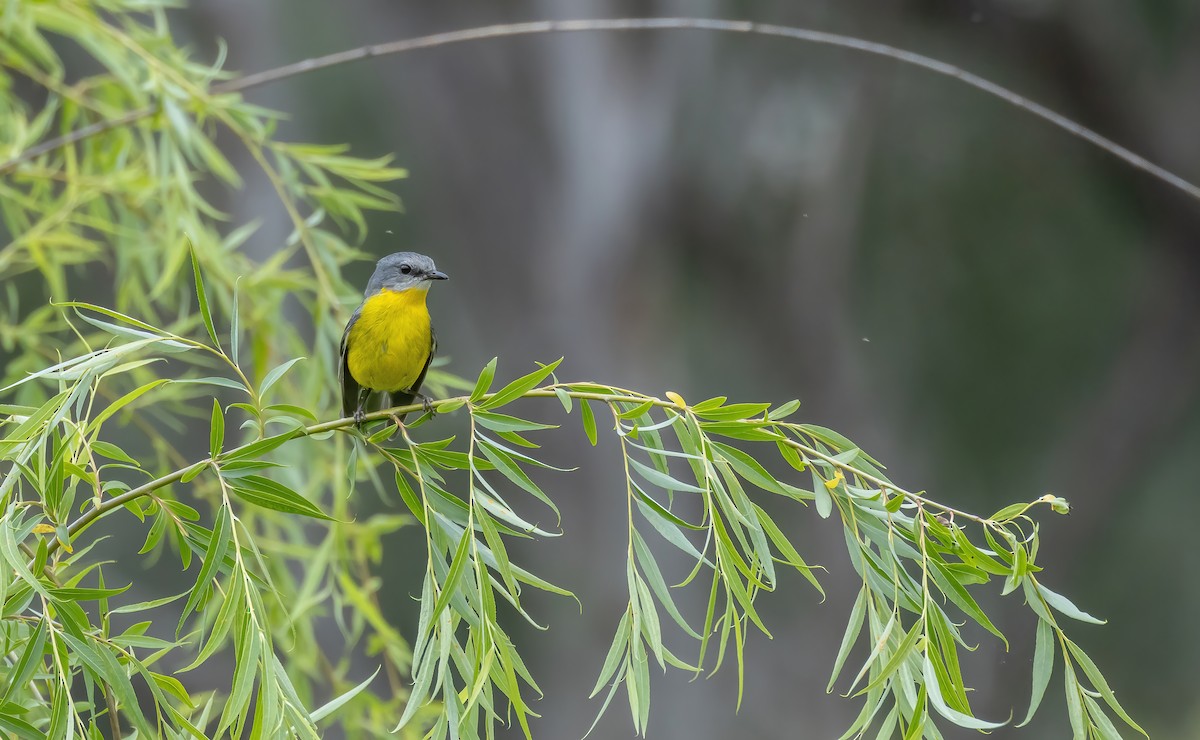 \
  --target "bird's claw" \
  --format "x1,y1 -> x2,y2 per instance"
353,408 -> 366,427
422,396 -> 436,416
